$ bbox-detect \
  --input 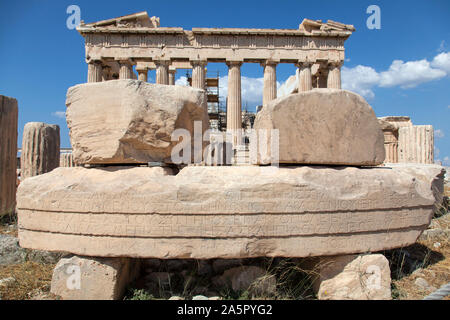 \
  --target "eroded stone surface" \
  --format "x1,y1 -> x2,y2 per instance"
252,89 -> 385,165
66,80 -> 209,164
21,122 -> 60,180
50,255 -> 139,300
313,254 -> 392,300
17,164 -> 443,259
